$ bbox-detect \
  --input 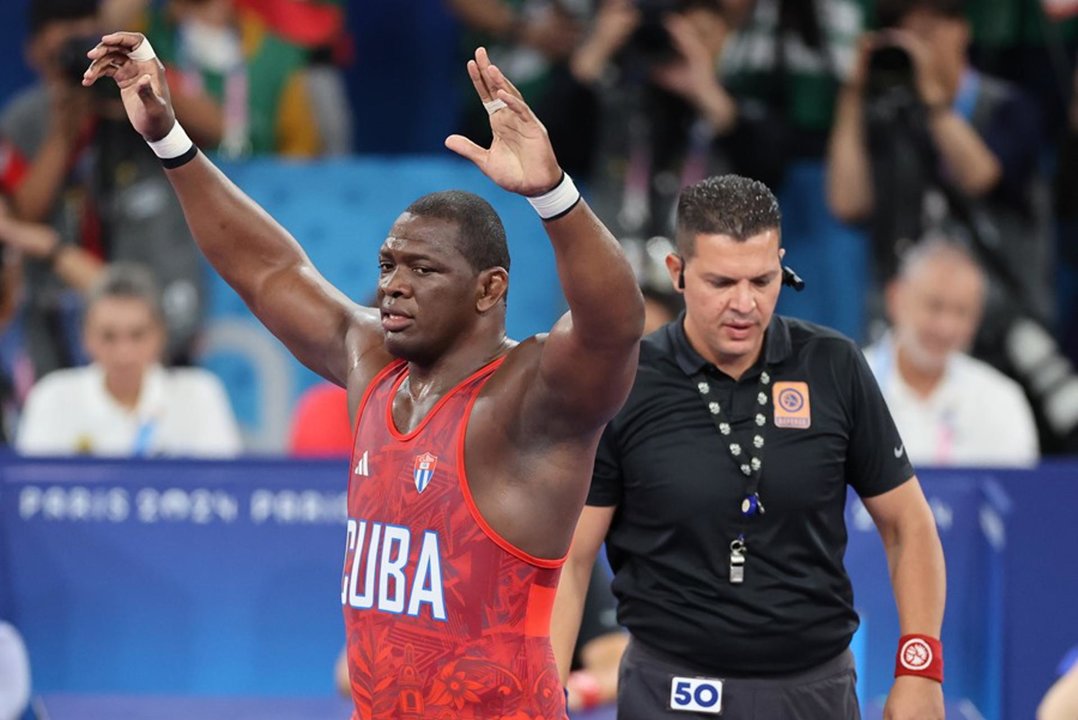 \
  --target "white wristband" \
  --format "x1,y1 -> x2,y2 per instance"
147,122 -> 193,160
526,173 -> 581,220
